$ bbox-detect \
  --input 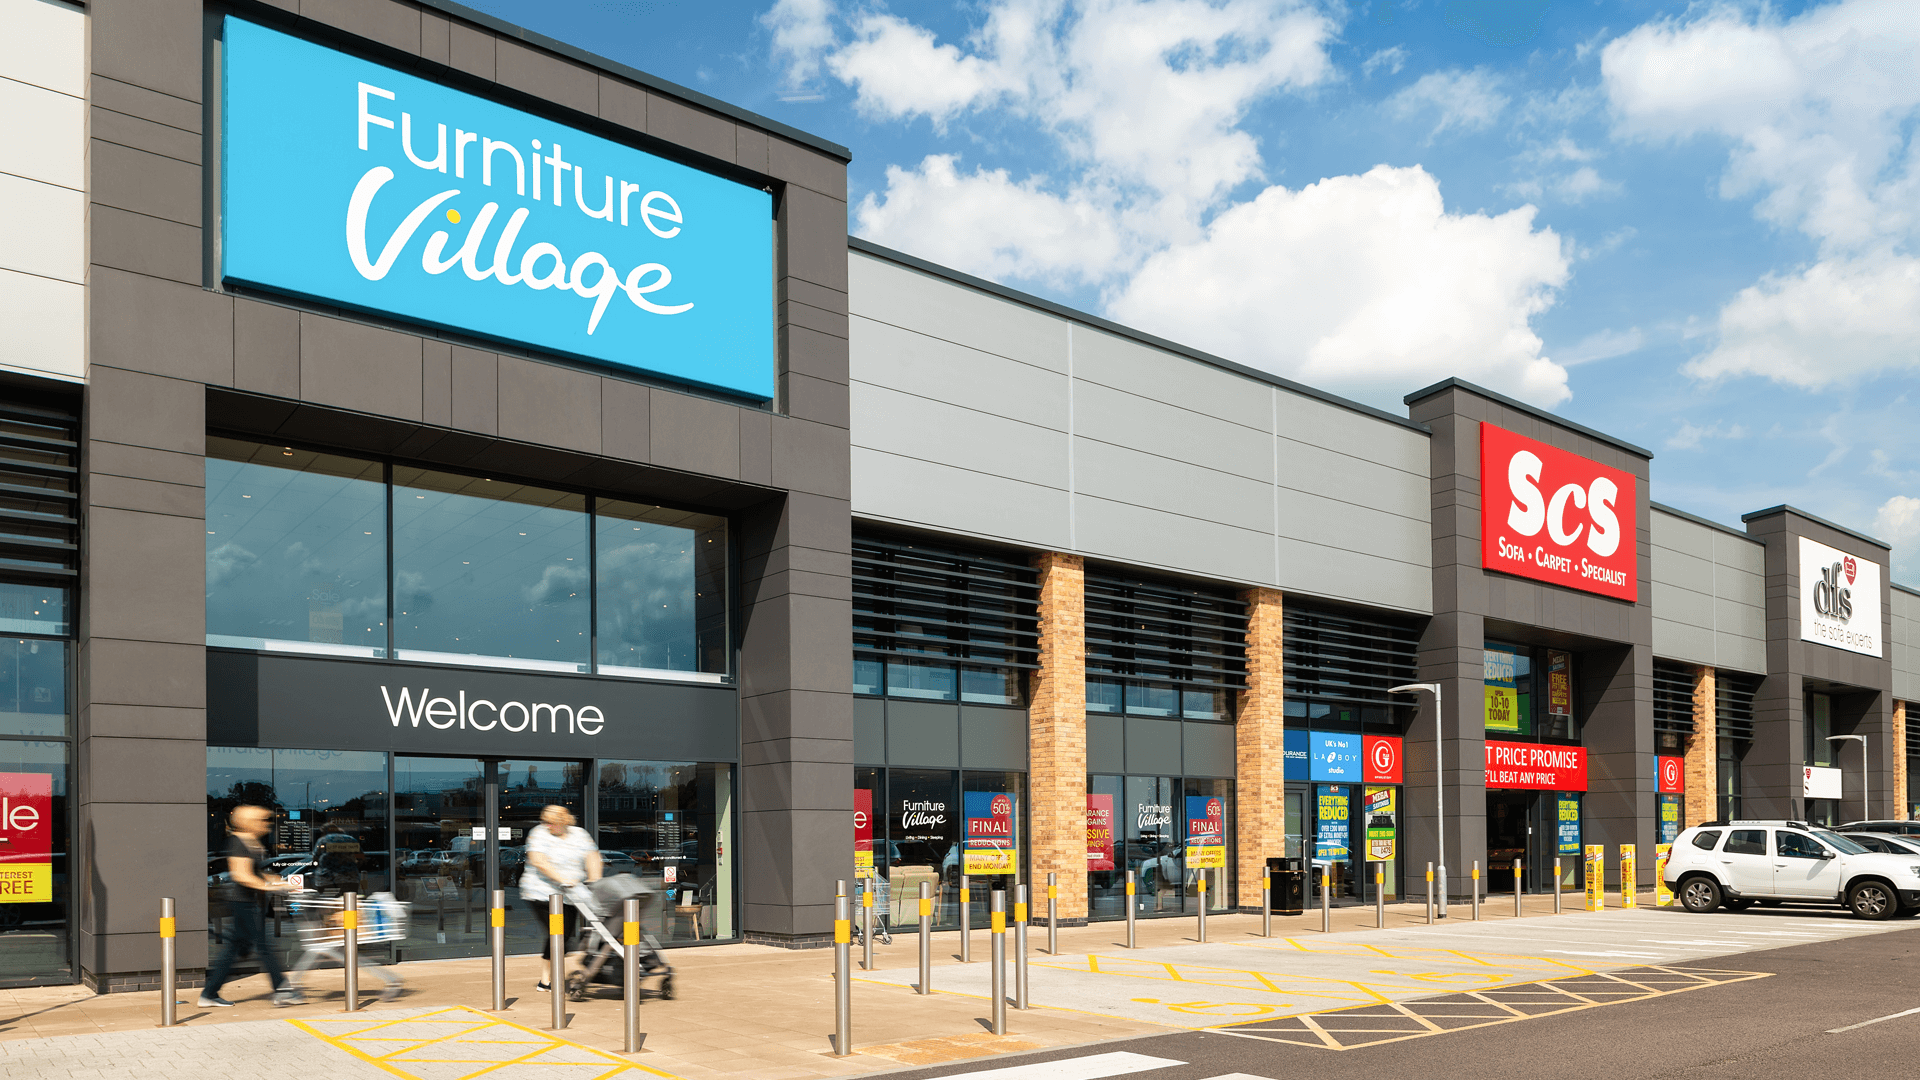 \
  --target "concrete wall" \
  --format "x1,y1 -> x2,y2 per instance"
1895,586 -> 1920,705
1650,506 -> 1767,674
0,0 -> 86,383
847,246 -> 1432,613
